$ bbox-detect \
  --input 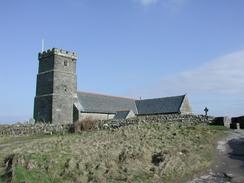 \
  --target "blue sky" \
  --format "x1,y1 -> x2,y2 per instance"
0,0 -> 244,123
